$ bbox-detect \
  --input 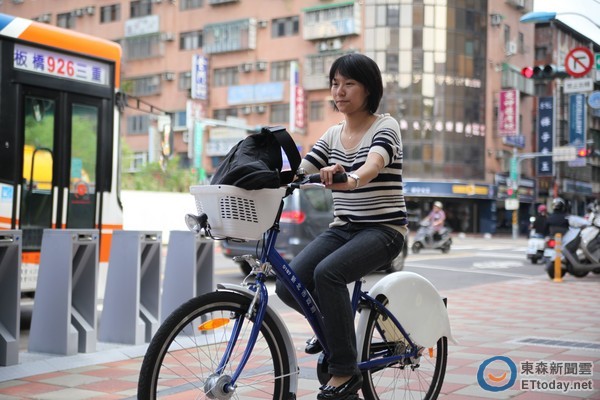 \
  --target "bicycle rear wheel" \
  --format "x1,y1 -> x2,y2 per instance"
360,308 -> 448,399
138,291 -> 292,400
